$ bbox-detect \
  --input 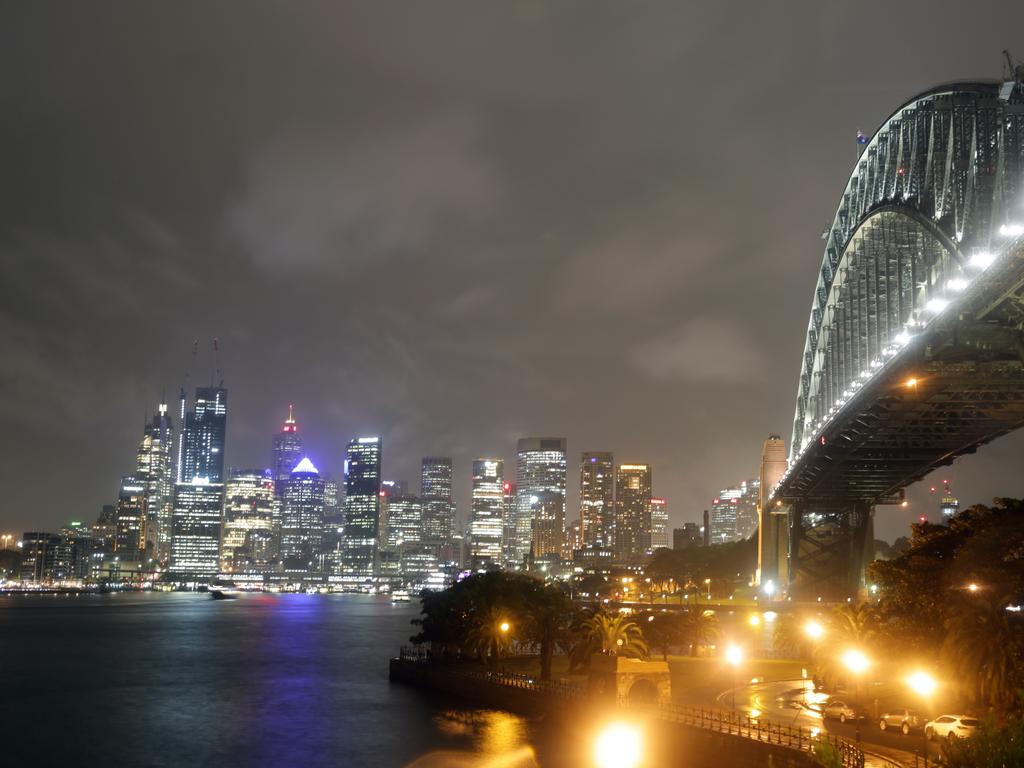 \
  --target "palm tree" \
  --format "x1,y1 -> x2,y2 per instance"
813,602 -> 879,694
584,612 -> 649,657
679,608 -> 720,657
644,612 -> 684,661
942,593 -> 1024,712
466,605 -> 515,664
772,613 -> 812,659
524,585 -> 575,681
